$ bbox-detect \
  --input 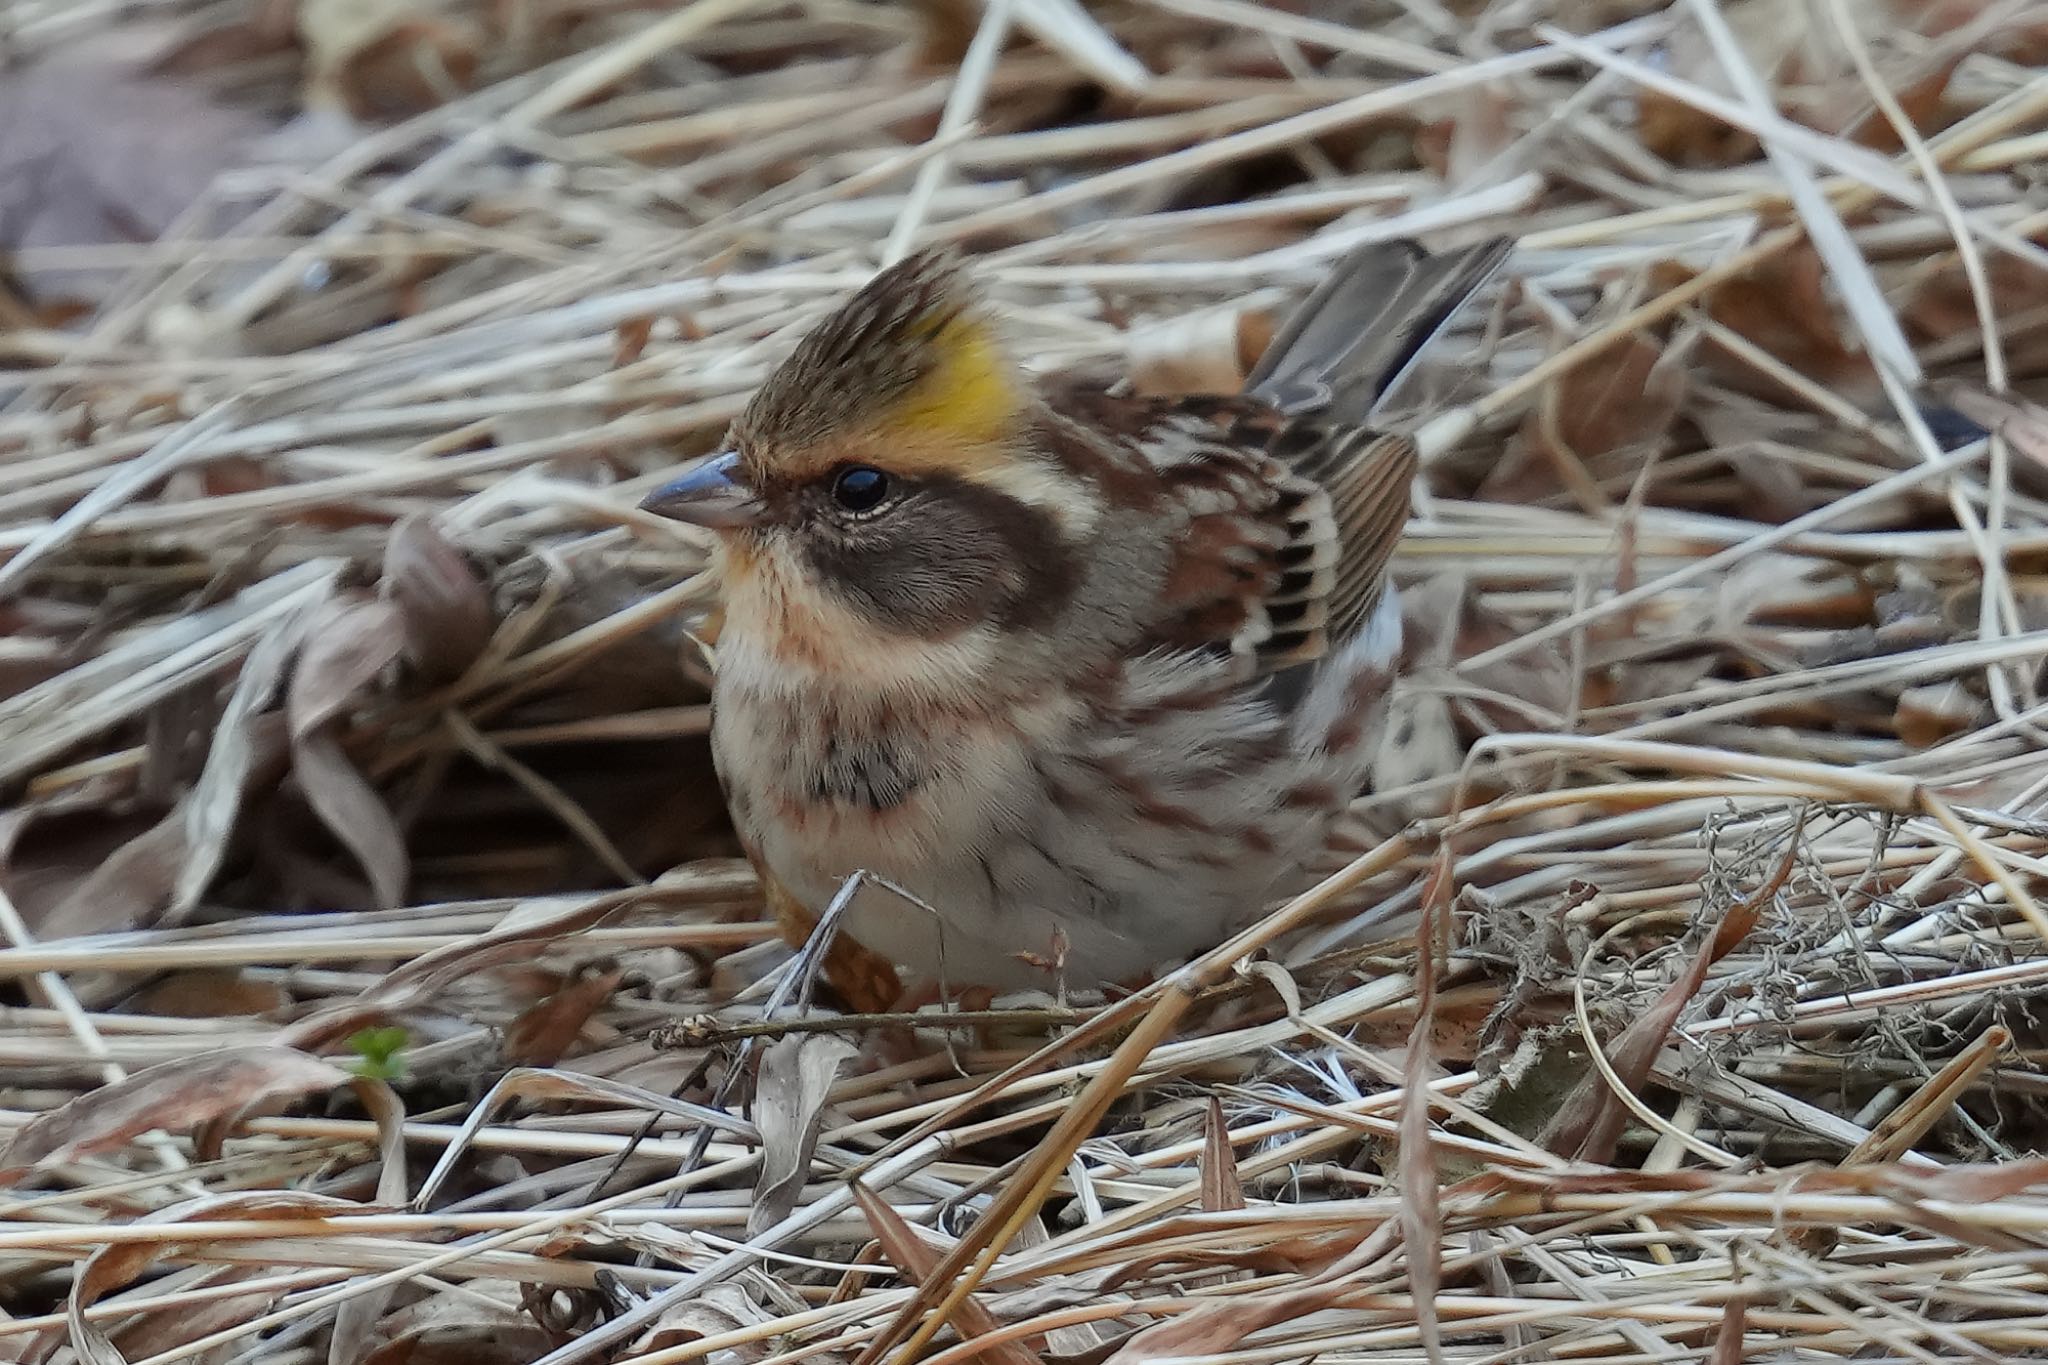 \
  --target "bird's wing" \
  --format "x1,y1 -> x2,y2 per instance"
1044,235 -> 1503,678
1047,388 -> 1413,679
1246,236 -> 1511,424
